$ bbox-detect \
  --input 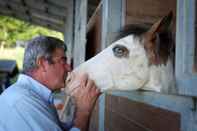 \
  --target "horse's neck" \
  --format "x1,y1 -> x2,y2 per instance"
142,59 -> 175,93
